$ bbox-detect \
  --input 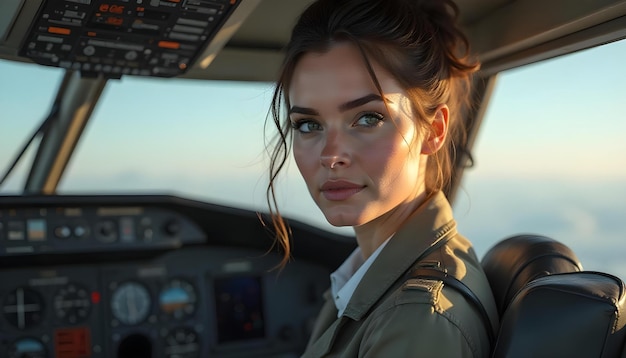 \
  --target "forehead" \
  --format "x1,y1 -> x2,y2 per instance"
288,42 -> 404,107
